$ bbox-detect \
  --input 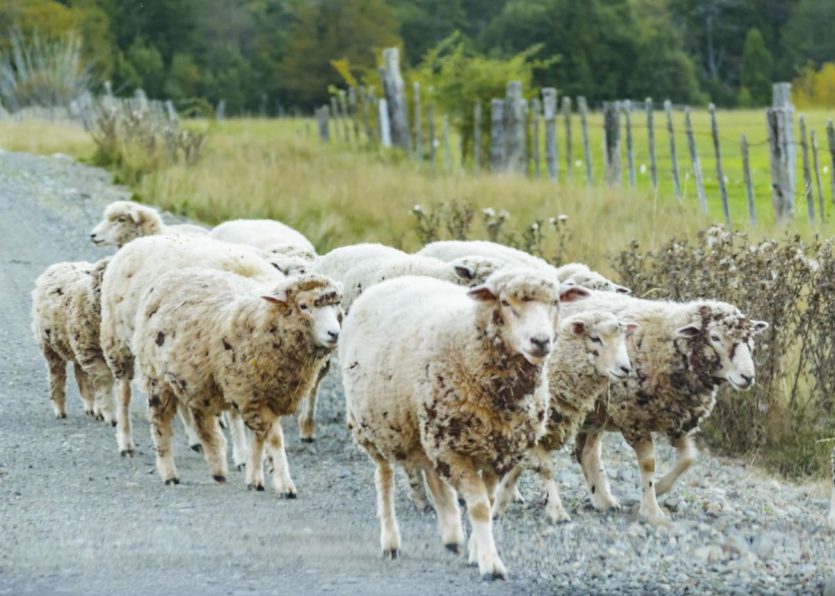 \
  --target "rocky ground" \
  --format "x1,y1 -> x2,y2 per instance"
0,150 -> 832,595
